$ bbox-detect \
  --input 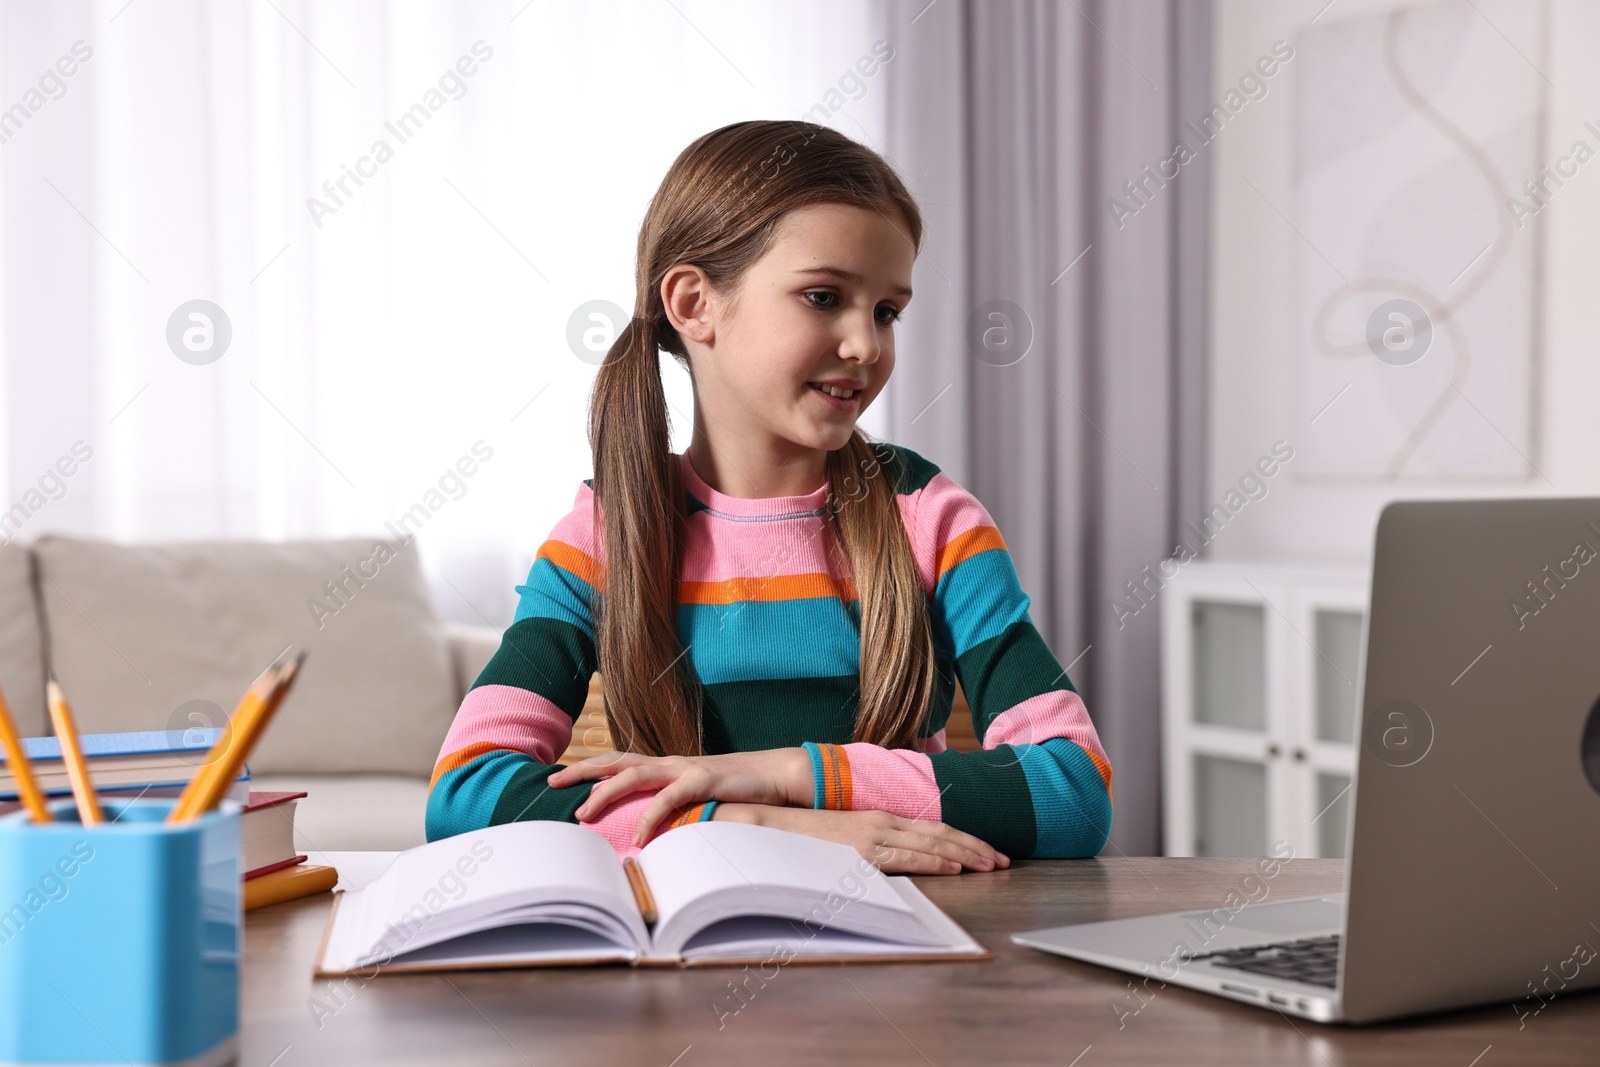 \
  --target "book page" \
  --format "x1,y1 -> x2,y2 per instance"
675,914 -> 983,963
320,821 -> 646,972
375,923 -> 636,969
636,822 -> 942,958
670,873 -> 987,963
